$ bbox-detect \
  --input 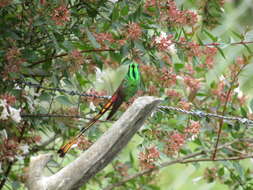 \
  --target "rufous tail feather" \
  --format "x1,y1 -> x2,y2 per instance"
57,137 -> 78,157
57,94 -> 116,157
